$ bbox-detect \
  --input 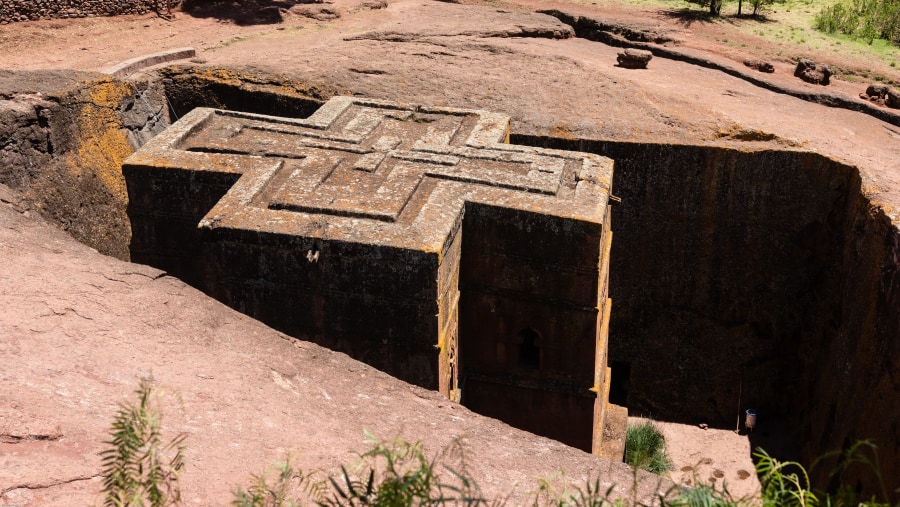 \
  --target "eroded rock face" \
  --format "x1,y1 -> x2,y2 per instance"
616,48 -> 653,69
794,58 -> 832,86
0,70 -> 168,260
